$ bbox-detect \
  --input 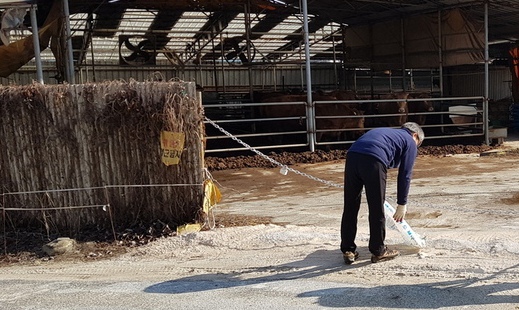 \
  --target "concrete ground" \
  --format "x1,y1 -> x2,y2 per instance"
0,133 -> 518,310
